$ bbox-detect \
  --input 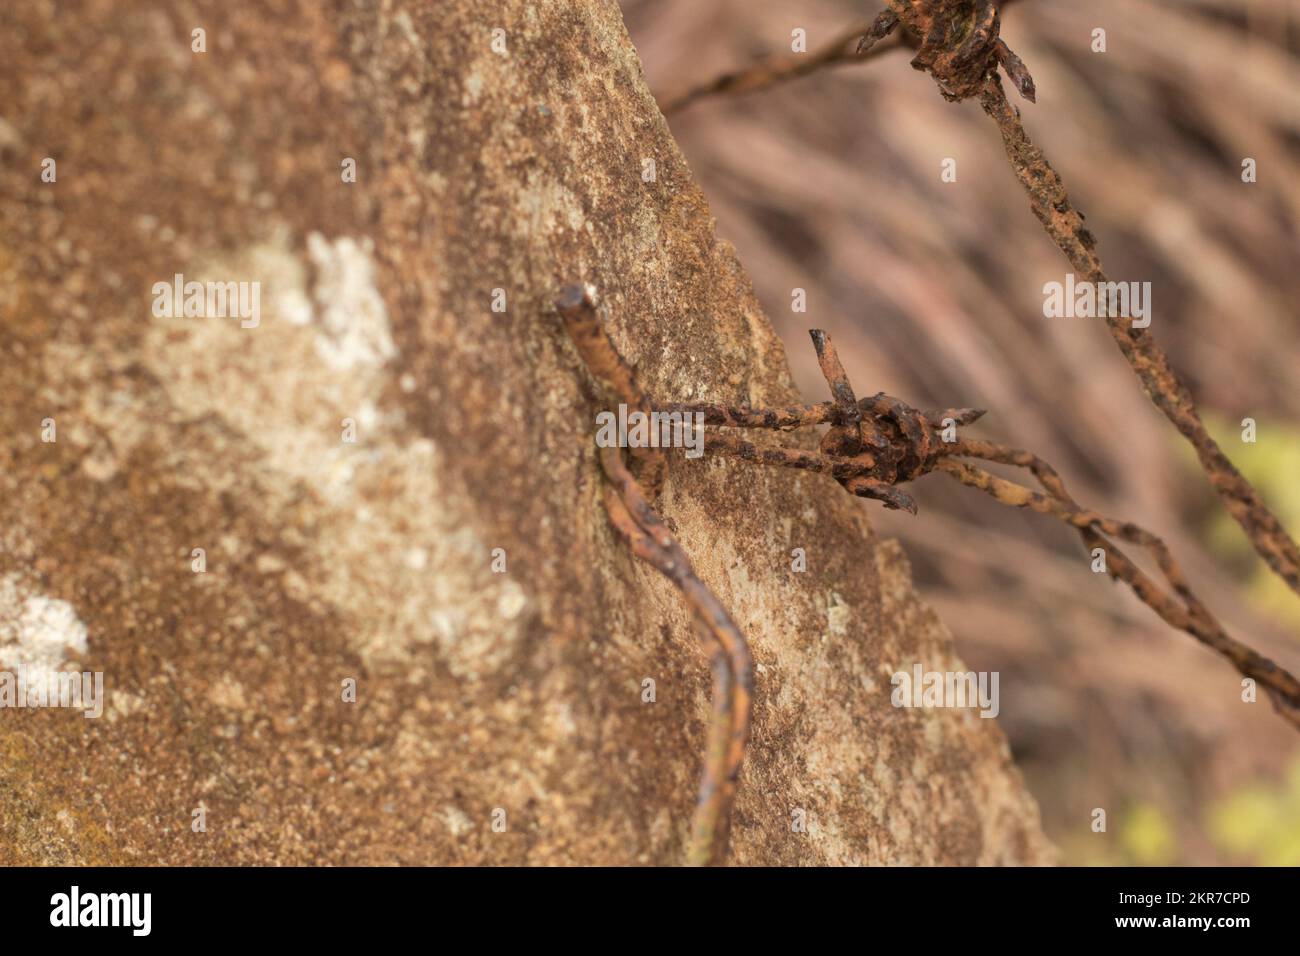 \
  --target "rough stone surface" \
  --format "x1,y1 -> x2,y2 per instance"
0,0 -> 1052,864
